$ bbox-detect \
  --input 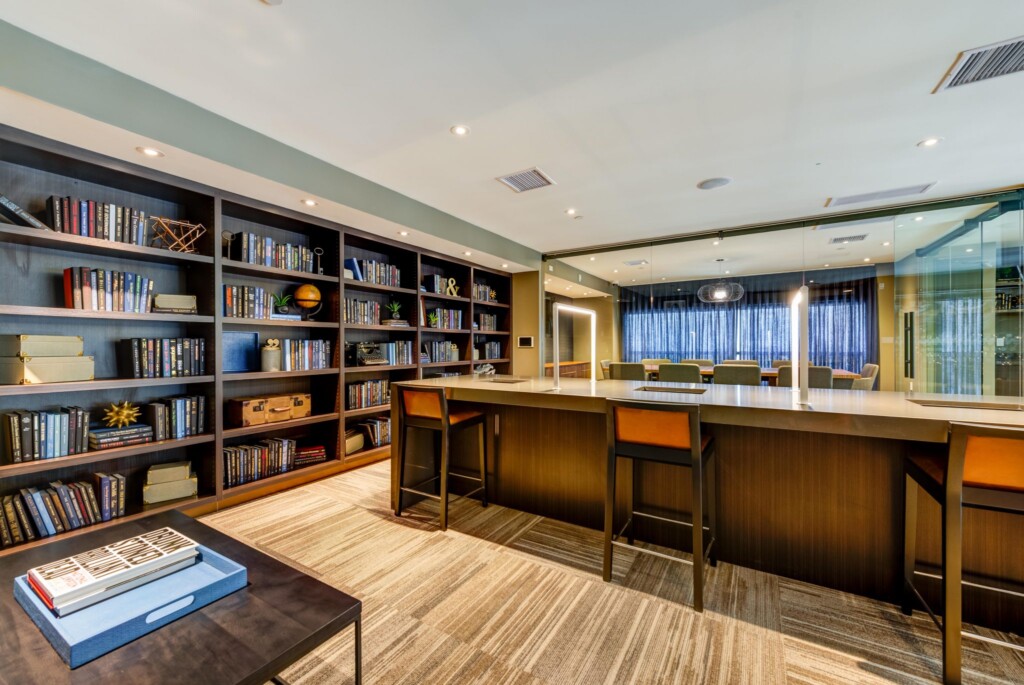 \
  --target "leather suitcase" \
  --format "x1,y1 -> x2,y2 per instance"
226,397 -> 267,427
0,335 -> 84,358
285,393 -> 312,420
264,395 -> 293,423
0,356 -> 94,385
